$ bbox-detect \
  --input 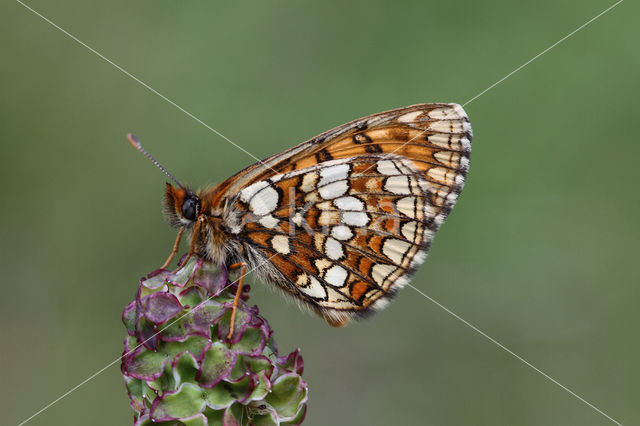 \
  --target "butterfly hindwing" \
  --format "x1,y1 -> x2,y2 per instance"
233,155 -> 443,324
198,103 -> 472,325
